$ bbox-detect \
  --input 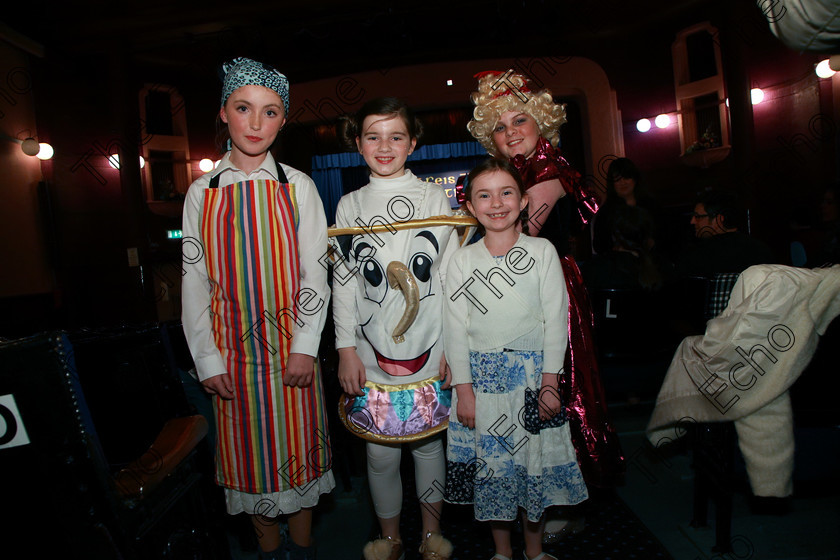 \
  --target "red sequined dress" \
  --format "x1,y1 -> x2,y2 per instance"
511,138 -> 625,488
